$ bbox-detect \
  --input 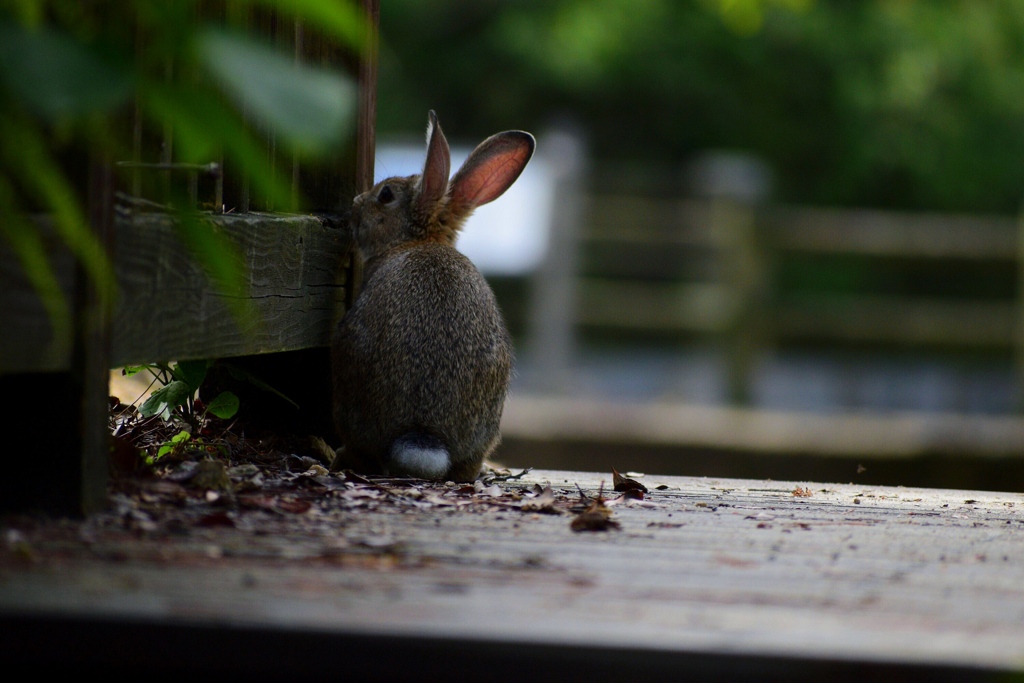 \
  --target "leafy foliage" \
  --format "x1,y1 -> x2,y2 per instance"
0,1 -> 363,340
127,359 -> 237,424
378,0 -> 1024,212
